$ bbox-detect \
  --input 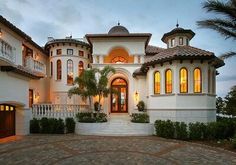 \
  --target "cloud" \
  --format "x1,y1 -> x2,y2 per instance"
217,75 -> 236,82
